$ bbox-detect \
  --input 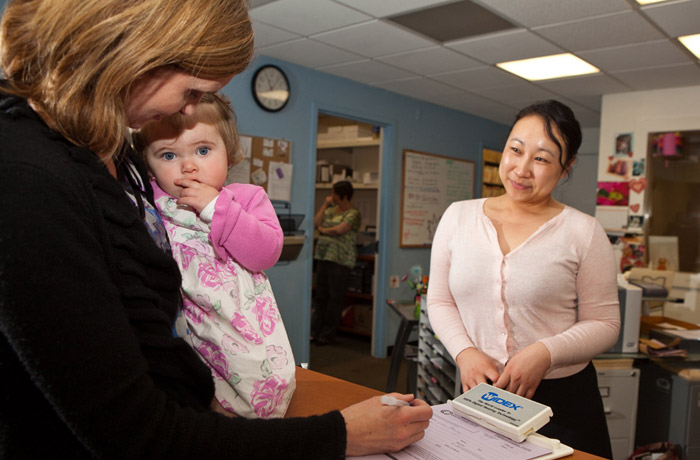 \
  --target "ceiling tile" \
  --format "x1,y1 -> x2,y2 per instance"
312,20 -> 436,58
557,100 -> 601,128
333,0 -> 455,18
258,38 -> 364,68
249,0 -> 278,8
371,77 -> 466,101
430,66 -> 525,90
446,29 -> 564,64
534,11 -> 665,52
252,21 -> 300,48
427,90 -> 513,122
610,63 -> 700,91
535,74 -> 631,102
473,0 -> 631,28
641,0 -> 700,37
578,40 -> 691,73
317,60 -> 416,84
386,0 -> 517,43
250,0 -> 371,36
376,46 -> 482,74
475,82 -> 562,108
